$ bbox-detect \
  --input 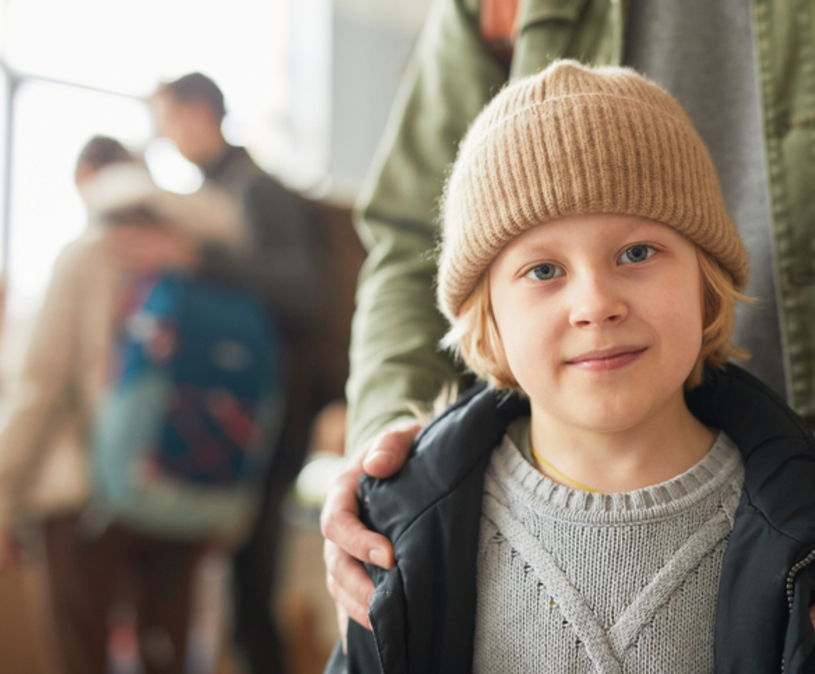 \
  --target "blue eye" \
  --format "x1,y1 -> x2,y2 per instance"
618,244 -> 655,264
525,263 -> 564,281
